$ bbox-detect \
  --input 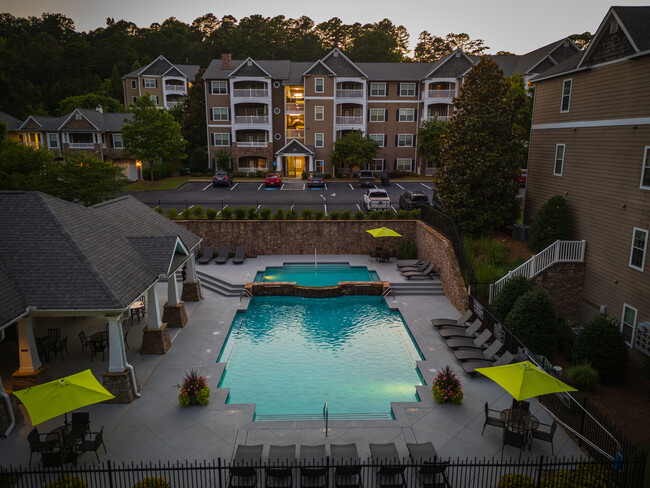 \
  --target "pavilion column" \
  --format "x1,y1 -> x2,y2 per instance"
167,275 -> 180,306
12,317 -> 51,389
276,156 -> 282,171
308,156 -> 314,172
141,284 -> 171,355
182,256 -> 202,302
103,315 -> 139,403
163,273 -> 188,328
146,286 -> 162,330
